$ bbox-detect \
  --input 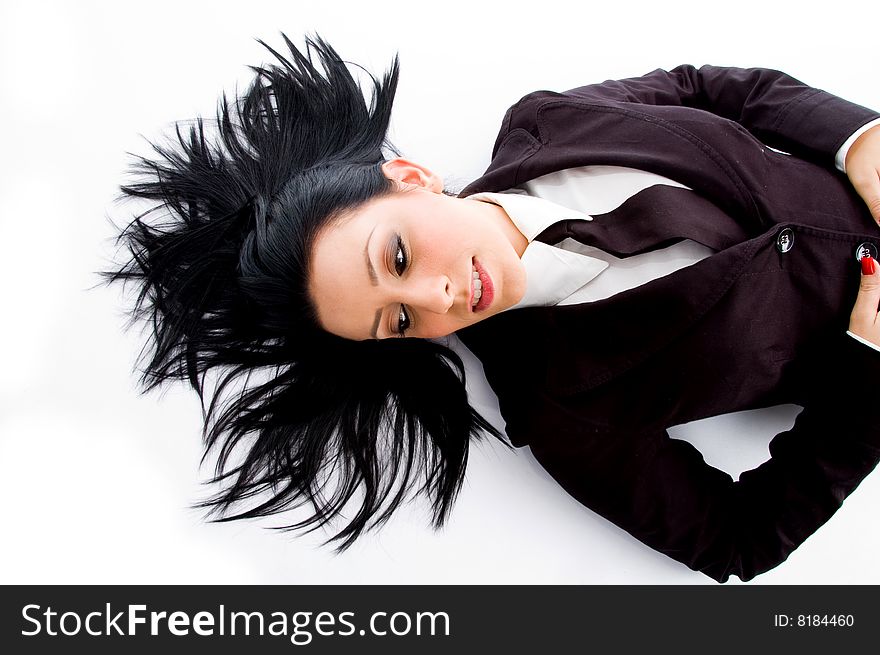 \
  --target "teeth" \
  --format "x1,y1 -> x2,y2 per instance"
472,266 -> 482,306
